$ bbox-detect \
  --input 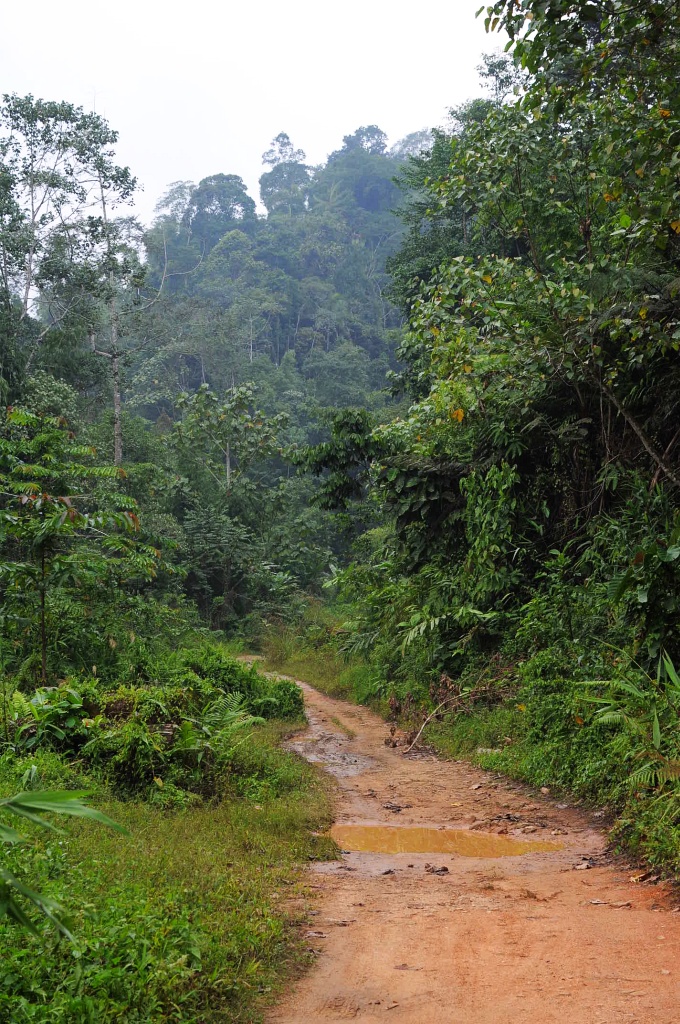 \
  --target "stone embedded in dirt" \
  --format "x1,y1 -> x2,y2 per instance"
574,862 -> 591,870
471,783 -> 483,790
382,868 -> 396,875
425,863 -> 449,875
523,826 -> 538,834
540,787 -> 551,795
